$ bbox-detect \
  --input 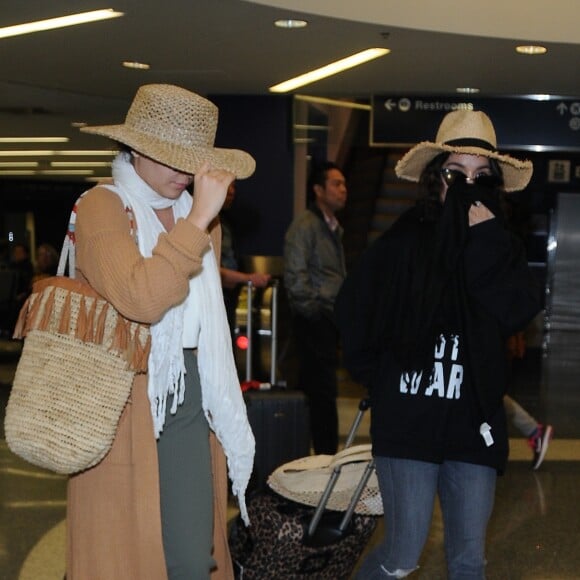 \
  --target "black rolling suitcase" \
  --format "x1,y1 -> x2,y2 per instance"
241,280 -> 310,491
229,399 -> 379,579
